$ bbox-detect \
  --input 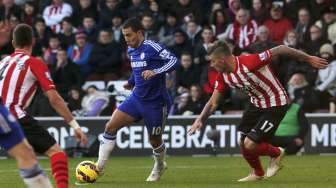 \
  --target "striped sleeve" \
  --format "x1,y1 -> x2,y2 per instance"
144,40 -> 179,74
